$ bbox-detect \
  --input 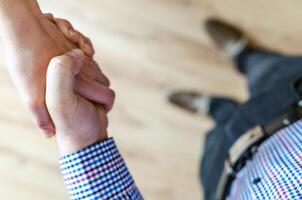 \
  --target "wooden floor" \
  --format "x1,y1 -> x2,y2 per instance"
1,0 -> 302,199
